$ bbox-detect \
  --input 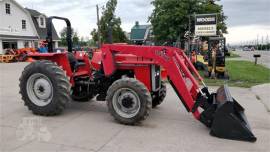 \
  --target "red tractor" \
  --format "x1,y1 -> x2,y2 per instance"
19,17 -> 256,142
